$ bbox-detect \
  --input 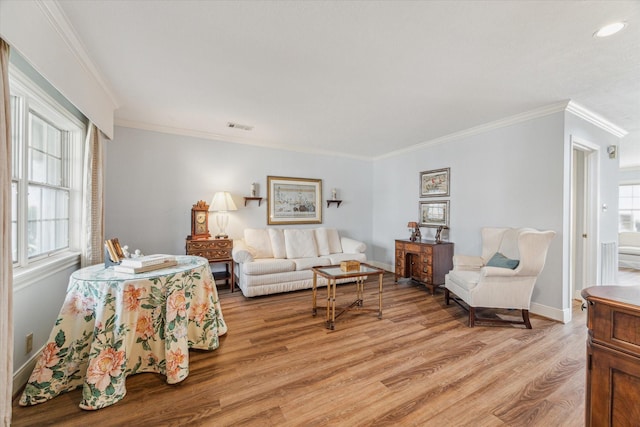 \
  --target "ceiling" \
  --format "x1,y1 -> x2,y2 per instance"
56,0 -> 640,166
